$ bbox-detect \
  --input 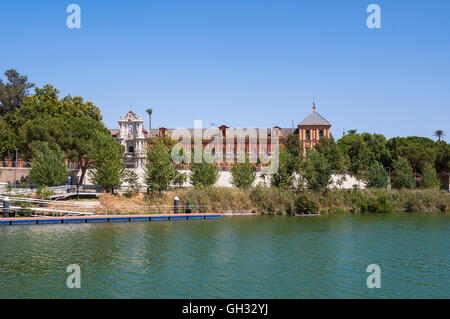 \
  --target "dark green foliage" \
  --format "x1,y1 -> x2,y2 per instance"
124,169 -> 142,196
391,157 -> 416,189
295,192 -> 319,214
29,142 -> 69,186
0,69 -> 35,115
338,133 -> 372,176
365,161 -> 390,189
